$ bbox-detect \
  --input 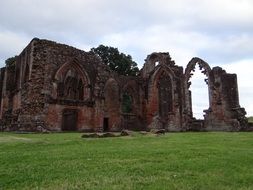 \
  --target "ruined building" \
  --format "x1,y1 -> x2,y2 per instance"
0,38 -> 247,132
